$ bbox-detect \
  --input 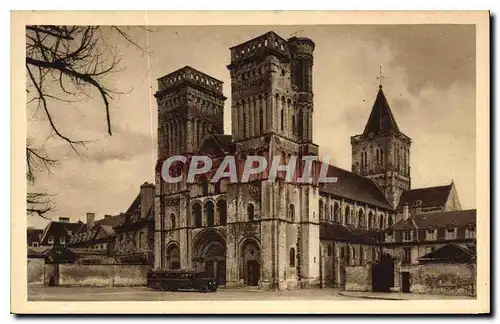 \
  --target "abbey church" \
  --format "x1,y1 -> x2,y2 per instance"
153,31 -> 476,292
